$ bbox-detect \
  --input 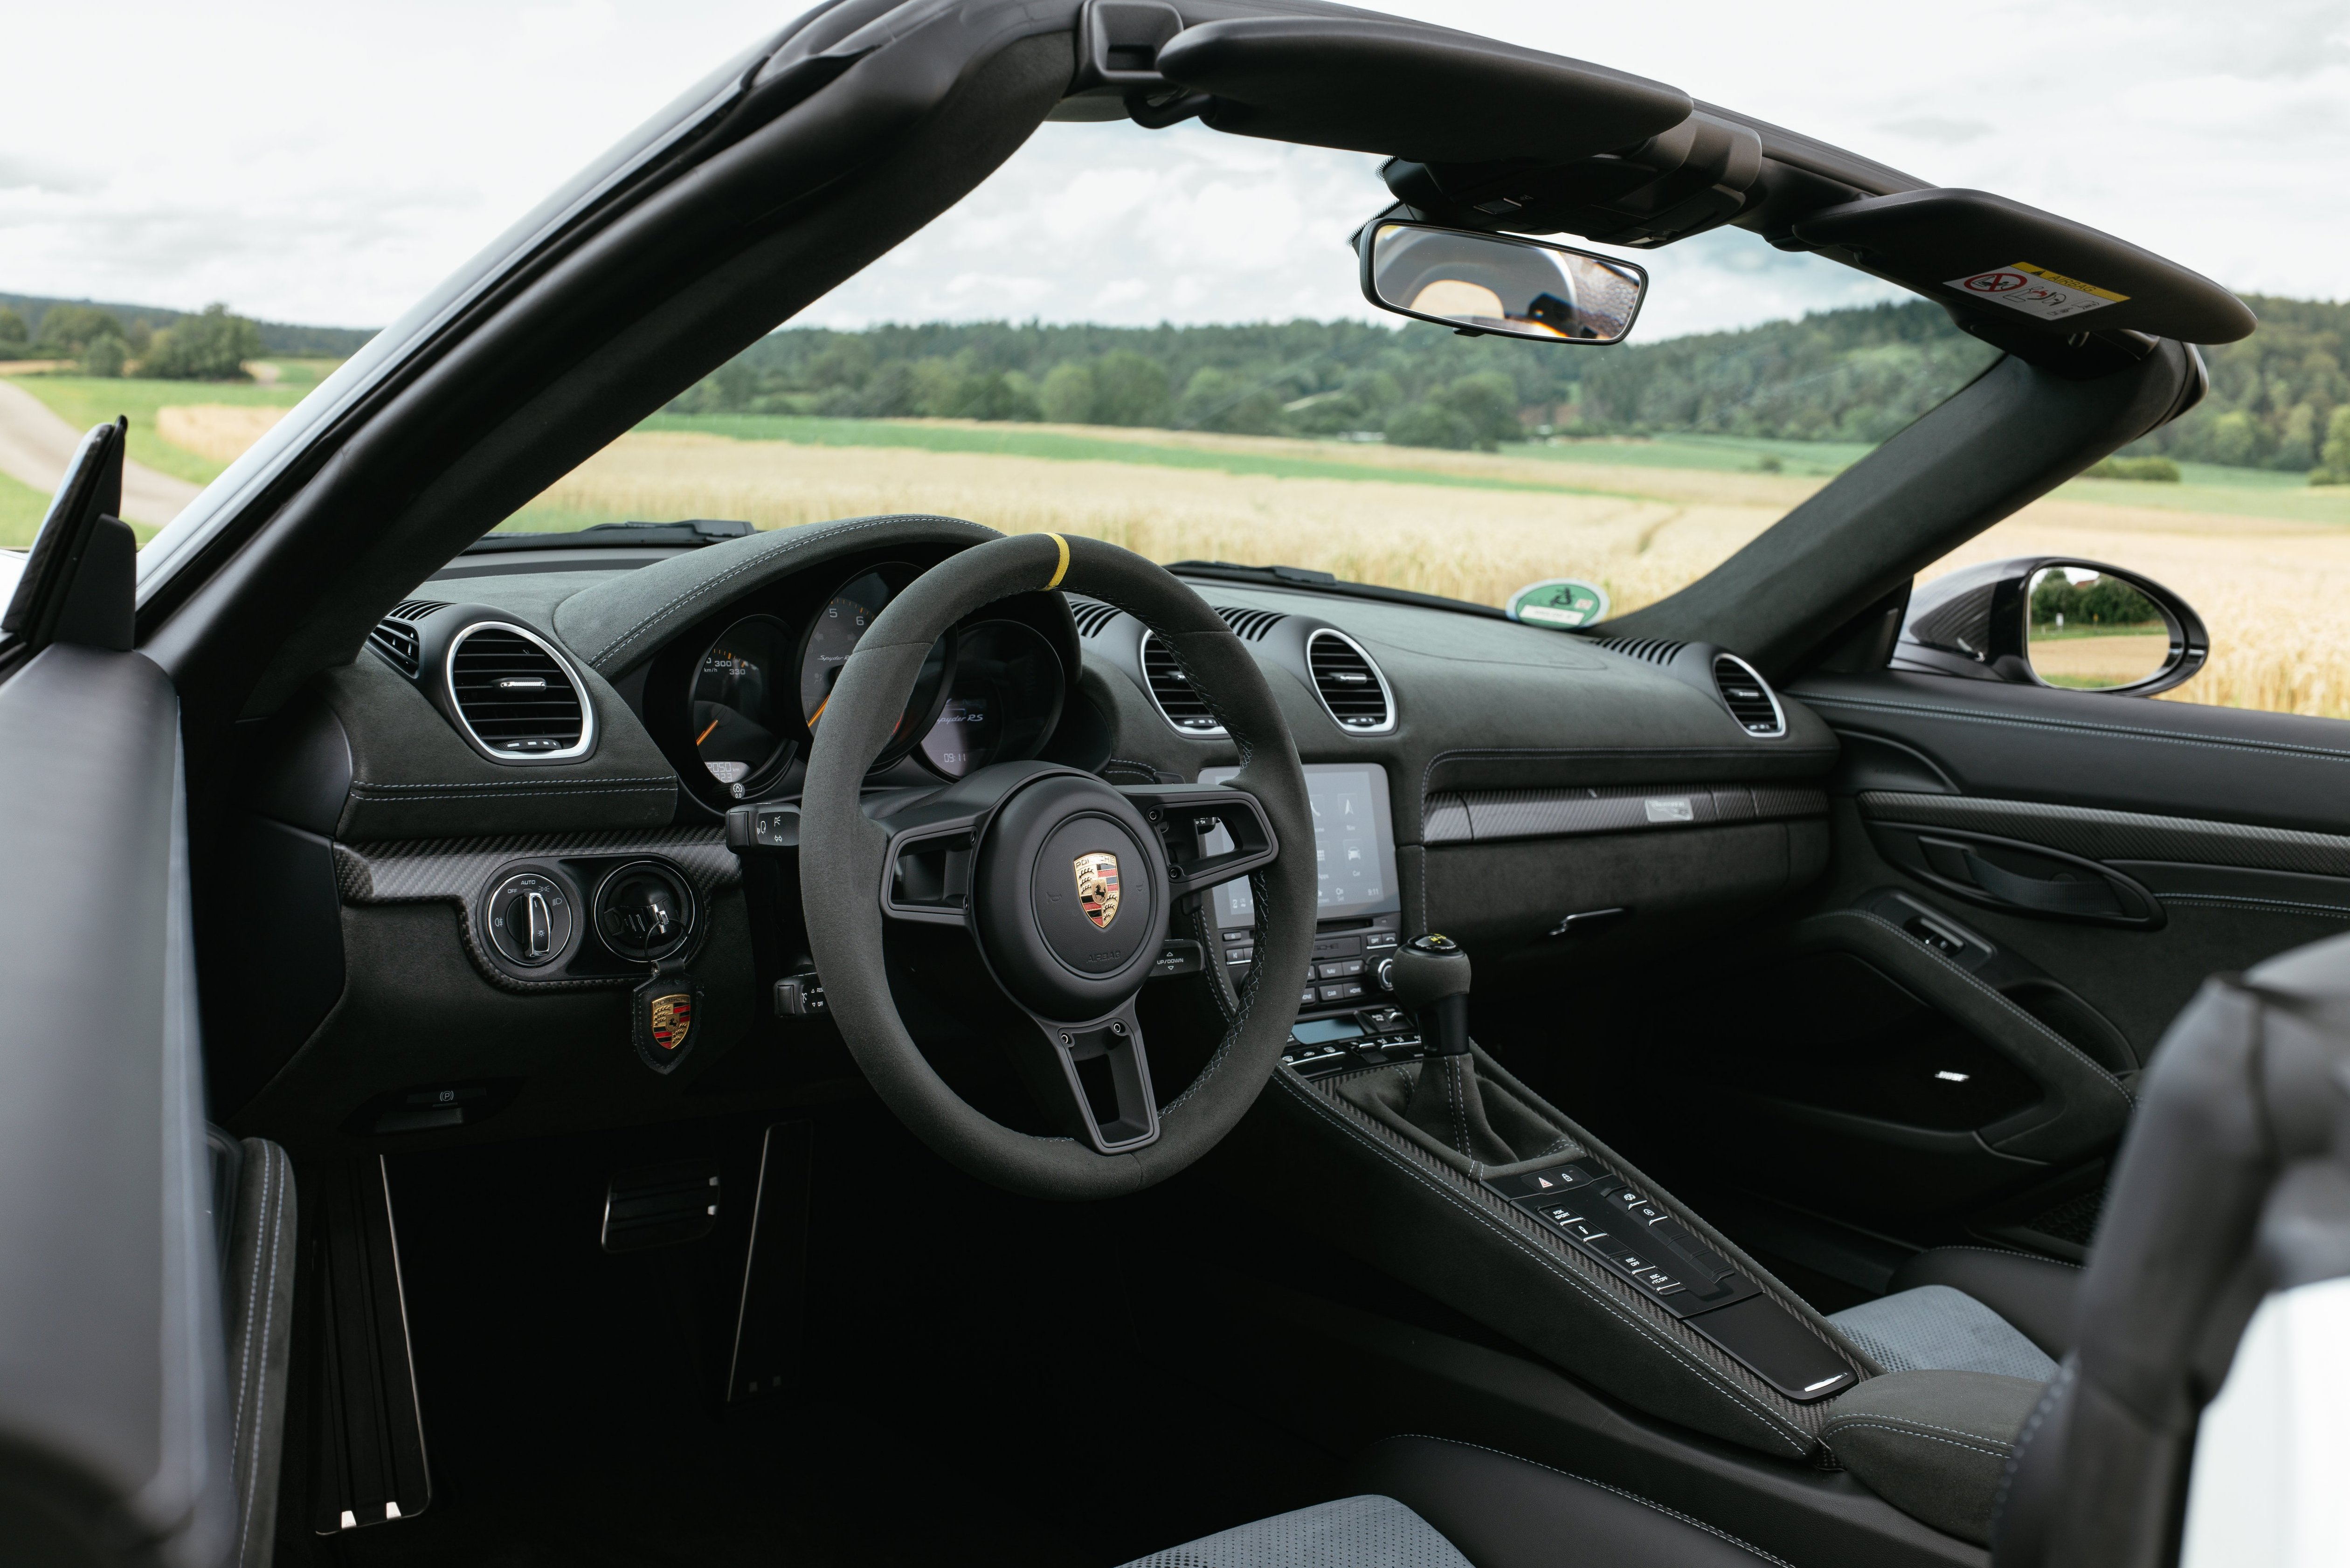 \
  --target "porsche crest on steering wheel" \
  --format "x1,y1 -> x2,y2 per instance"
1073,851 -> 1122,929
